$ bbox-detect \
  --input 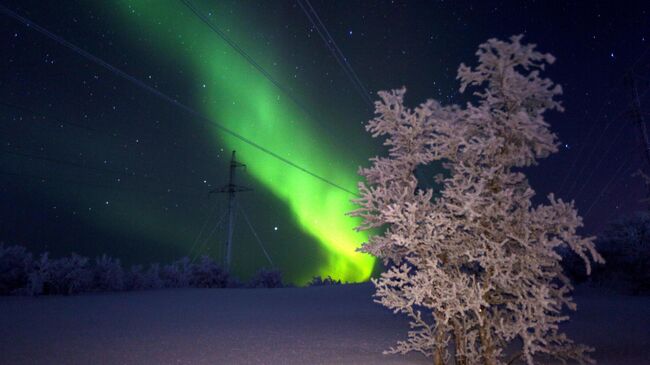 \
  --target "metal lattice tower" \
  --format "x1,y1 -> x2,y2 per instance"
210,150 -> 251,270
